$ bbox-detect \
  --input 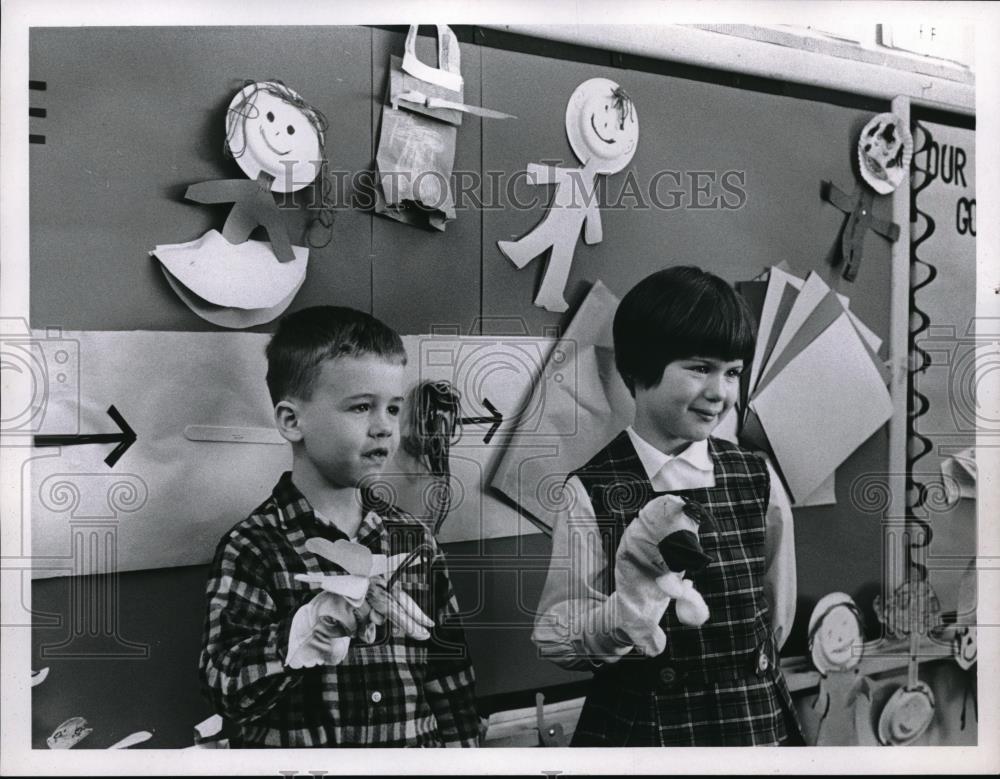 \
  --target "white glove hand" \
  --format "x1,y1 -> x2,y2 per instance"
642,494 -> 712,627
285,591 -> 356,669
297,542 -> 437,645
363,573 -> 435,642
657,572 -> 710,627
614,495 -> 712,654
